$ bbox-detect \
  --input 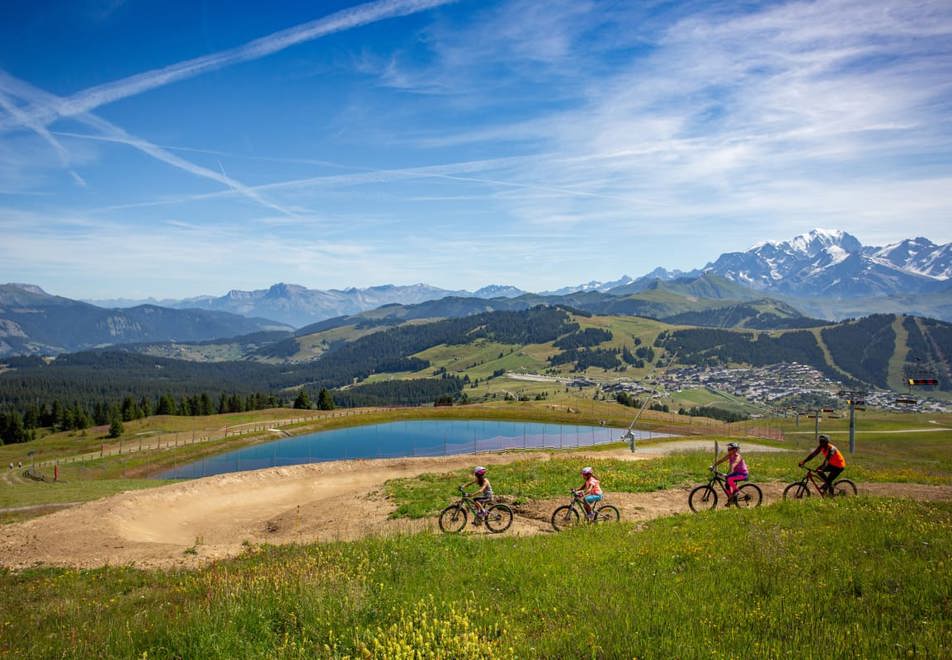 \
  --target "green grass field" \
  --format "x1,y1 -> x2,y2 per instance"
669,386 -> 766,414
1,498 -> 949,658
